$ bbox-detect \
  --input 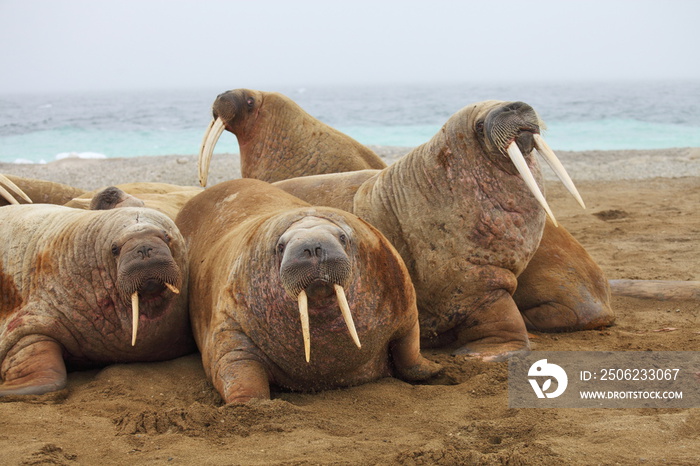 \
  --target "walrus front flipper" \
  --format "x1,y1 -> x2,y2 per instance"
0,337 -> 67,397
390,320 -> 442,382
514,220 -> 615,332
206,328 -> 272,404
213,354 -> 271,404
